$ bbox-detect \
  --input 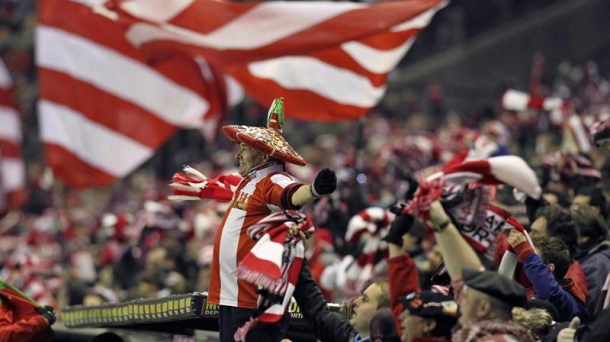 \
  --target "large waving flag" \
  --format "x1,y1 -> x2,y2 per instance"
0,59 -> 25,213
104,0 -> 449,121
36,0 -> 243,188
